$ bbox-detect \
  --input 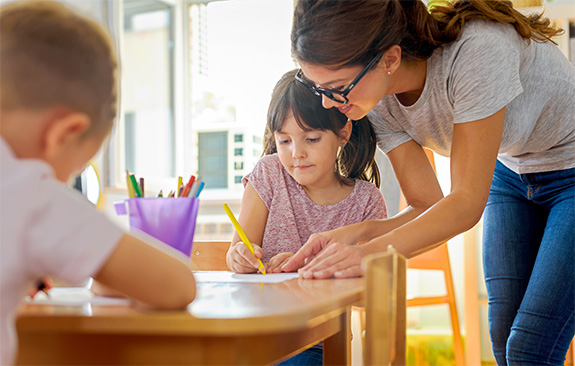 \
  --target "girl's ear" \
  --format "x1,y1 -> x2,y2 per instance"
339,119 -> 353,145
43,111 -> 90,160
